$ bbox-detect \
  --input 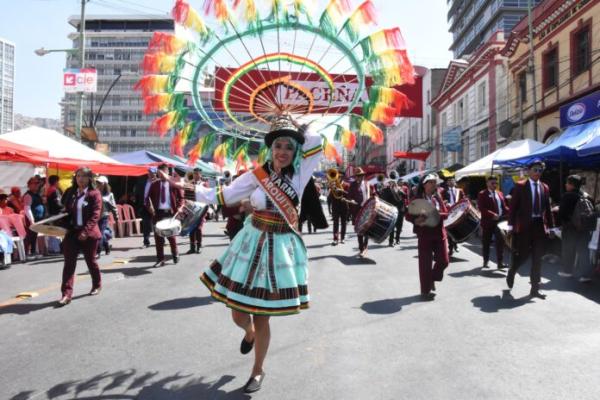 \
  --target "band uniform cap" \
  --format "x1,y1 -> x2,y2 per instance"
96,176 -> 109,184
264,114 -> 305,147
423,173 -> 440,184
354,167 -> 366,176
527,158 -> 545,169
487,175 -> 498,181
